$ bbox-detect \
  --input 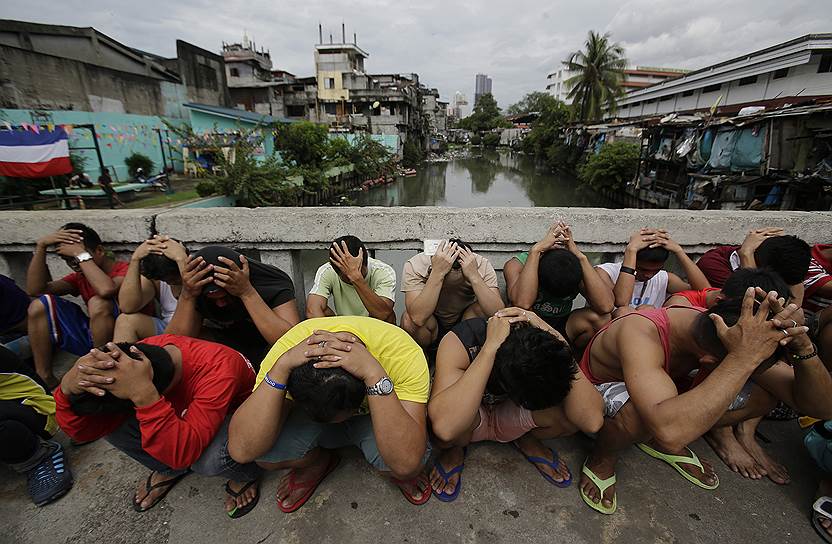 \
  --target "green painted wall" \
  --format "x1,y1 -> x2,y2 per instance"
0,109 -> 188,180
188,110 -> 275,157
